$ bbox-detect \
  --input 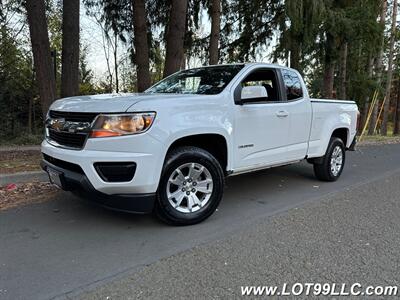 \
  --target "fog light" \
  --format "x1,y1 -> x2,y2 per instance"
94,162 -> 136,182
